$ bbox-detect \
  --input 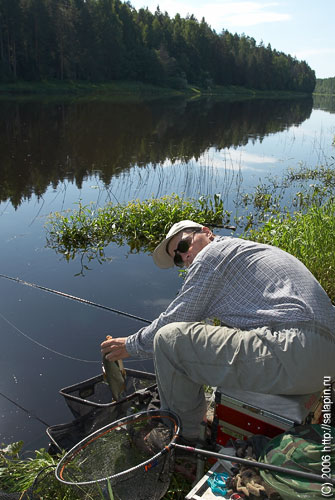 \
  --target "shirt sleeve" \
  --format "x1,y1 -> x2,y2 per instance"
125,257 -> 216,358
